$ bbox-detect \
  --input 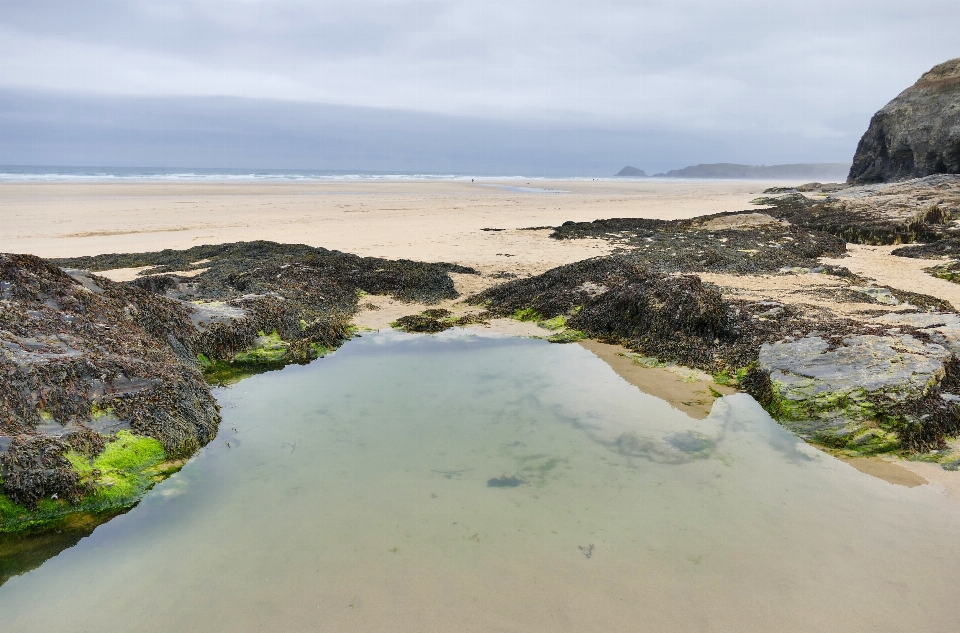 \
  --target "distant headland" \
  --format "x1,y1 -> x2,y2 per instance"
614,162 -> 851,180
